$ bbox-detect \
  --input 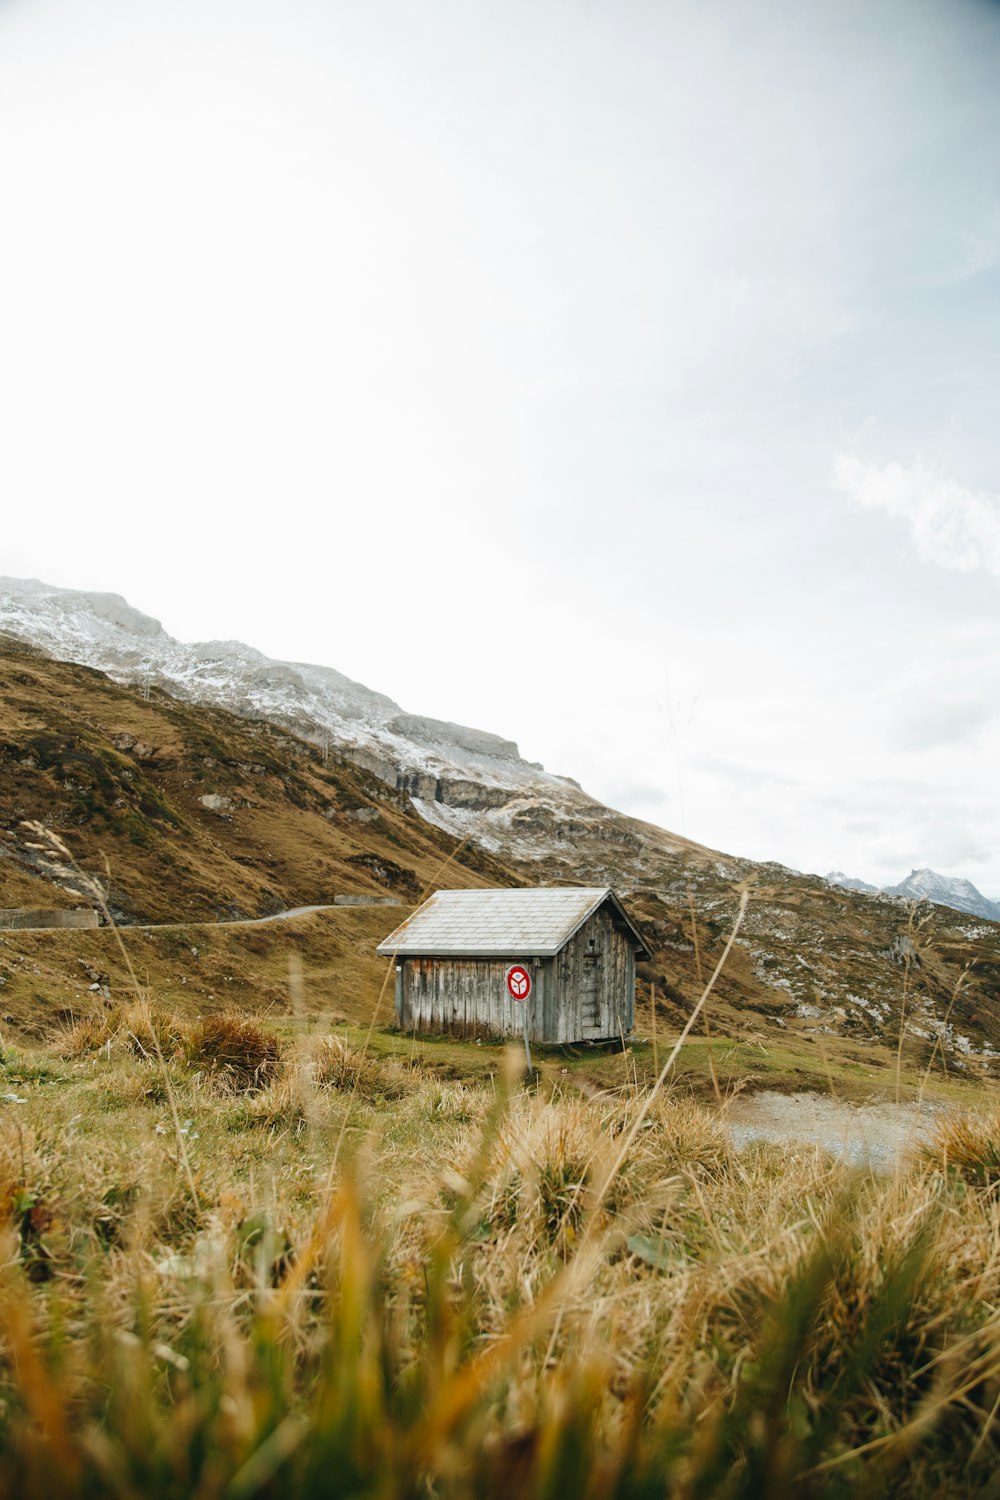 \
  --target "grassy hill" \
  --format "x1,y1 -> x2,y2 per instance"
3,638 -> 1000,1092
